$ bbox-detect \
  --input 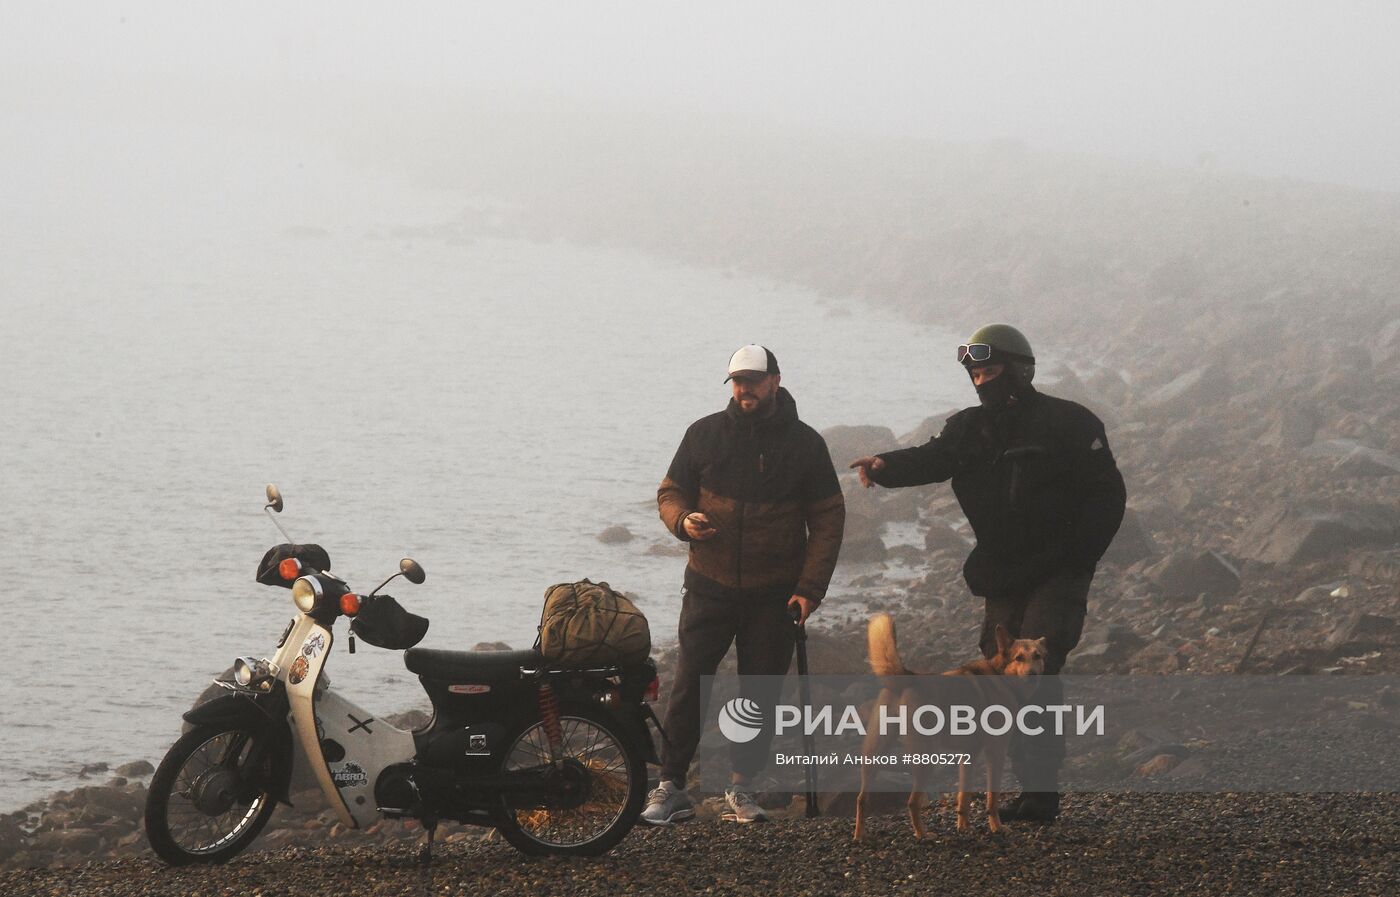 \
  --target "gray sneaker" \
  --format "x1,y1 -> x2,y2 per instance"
722,786 -> 768,823
641,781 -> 695,825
